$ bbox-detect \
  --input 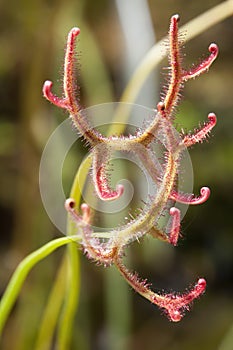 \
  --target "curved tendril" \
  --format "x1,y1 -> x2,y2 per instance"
181,113 -> 217,147
95,164 -> 124,201
42,80 -> 68,109
92,147 -> 124,201
170,186 -> 211,205
182,43 -> 219,81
